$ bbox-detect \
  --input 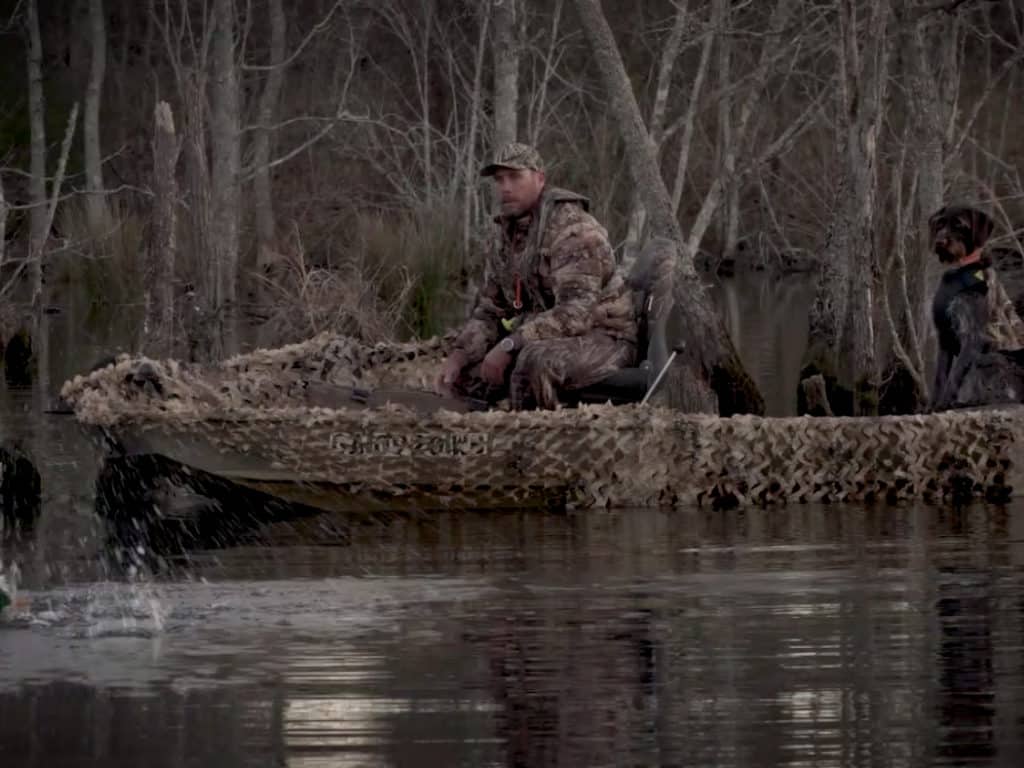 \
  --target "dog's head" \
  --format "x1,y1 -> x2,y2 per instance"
928,204 -> 994,264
